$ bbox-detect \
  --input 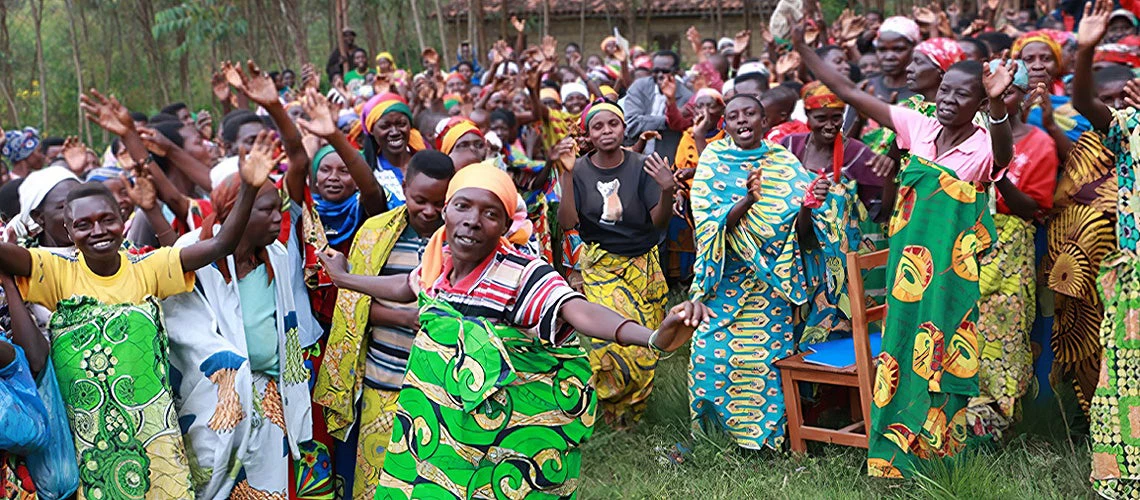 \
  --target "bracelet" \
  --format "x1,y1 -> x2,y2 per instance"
647,328 -> 674,359
988,113 -> 1009,125
613,319 -> 636,346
